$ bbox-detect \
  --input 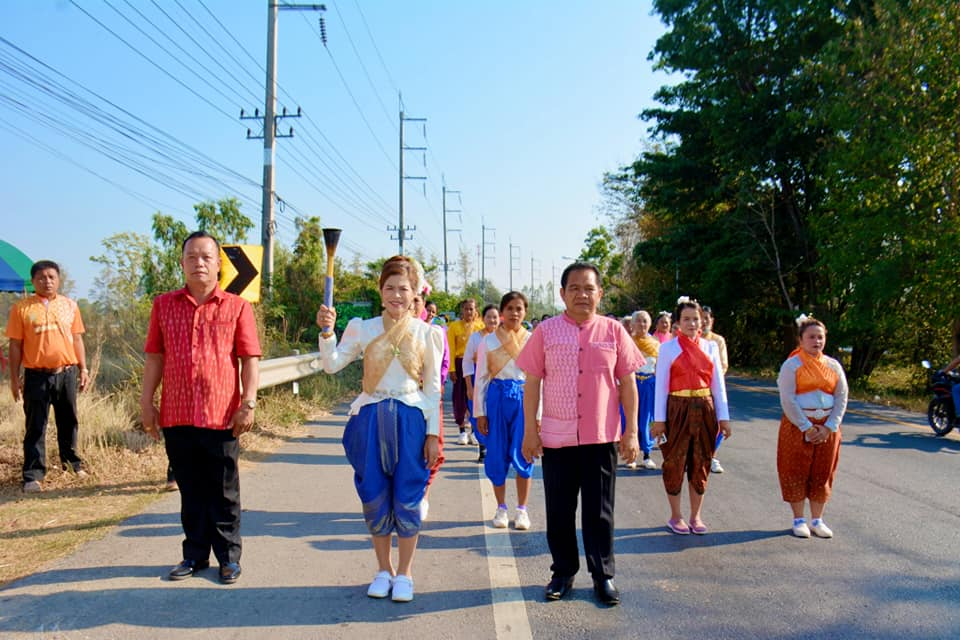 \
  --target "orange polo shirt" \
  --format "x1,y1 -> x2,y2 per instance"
5,294 -> 85,369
